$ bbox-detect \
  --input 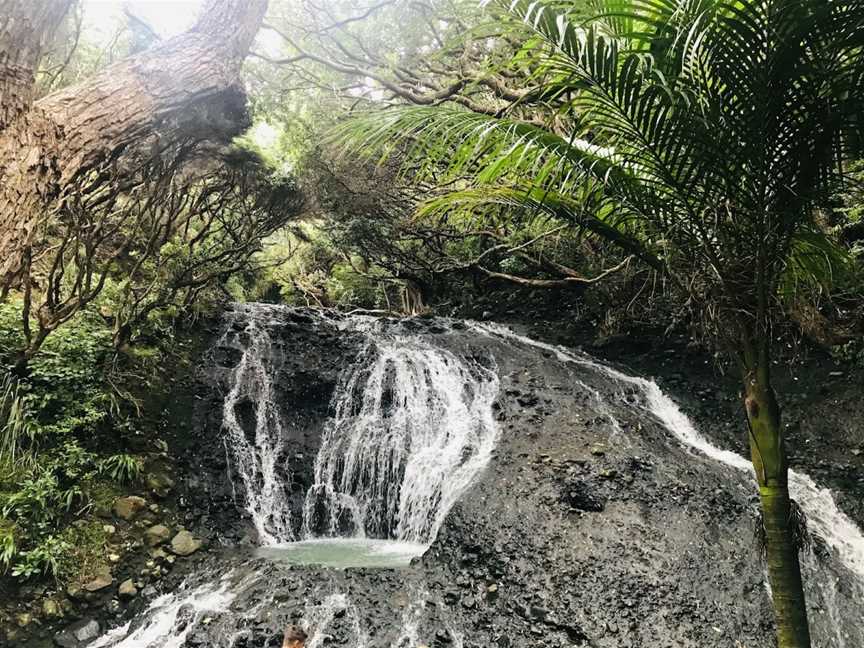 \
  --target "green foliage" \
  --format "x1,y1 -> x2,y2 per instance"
0,373 -> 37,469
248,223 -> 388,309
0,522 -> 15,570
98,454 -> 143,483
0,301 -> 150,582
334,0 -> 864,347
10,535 -> 71,580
